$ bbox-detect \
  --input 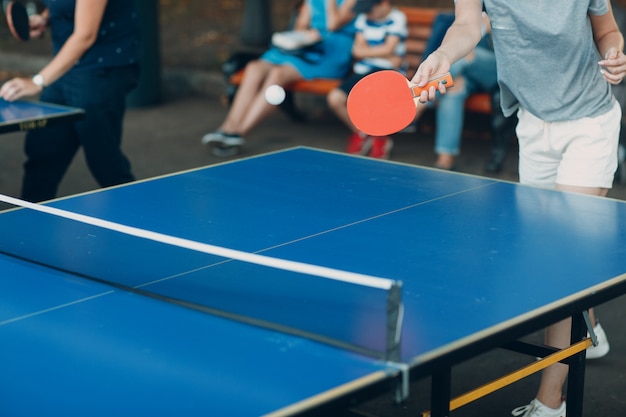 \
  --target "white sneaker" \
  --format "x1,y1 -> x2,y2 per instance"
586,322 -> 610,359
512,398 -> 566,417
201,130 -> 244,147
201,131 -> 245,157
201,130 -> 224,145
